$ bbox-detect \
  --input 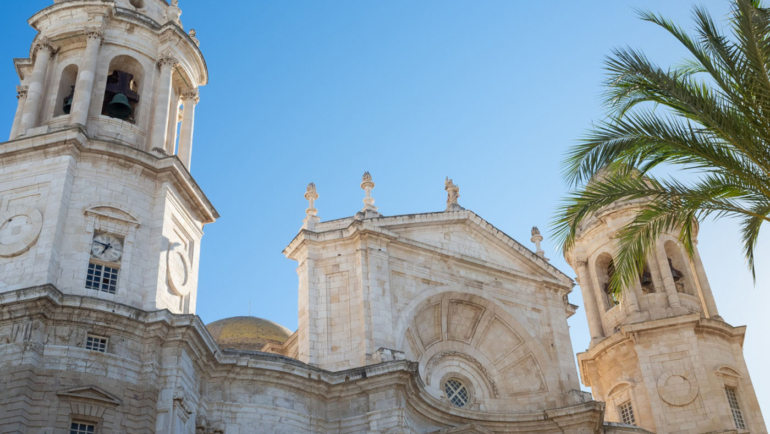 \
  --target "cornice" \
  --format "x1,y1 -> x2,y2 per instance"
1,285 -> 605,431
0,127 -> 218,223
